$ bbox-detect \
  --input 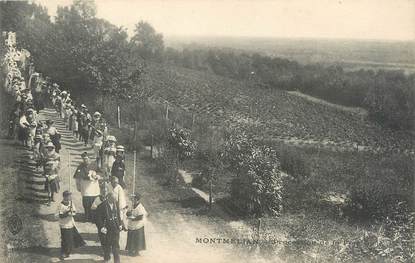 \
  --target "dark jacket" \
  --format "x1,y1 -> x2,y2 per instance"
95,196 -> 121,233
111,159 -> 125,179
